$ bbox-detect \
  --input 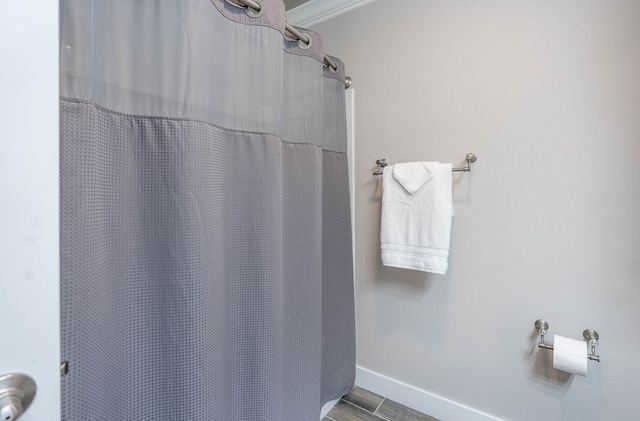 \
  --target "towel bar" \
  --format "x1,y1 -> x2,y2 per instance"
373,153 -> 477,176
